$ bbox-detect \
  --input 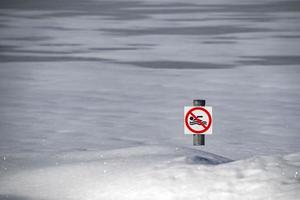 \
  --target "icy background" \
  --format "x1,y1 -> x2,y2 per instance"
0,0 -> 300,199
